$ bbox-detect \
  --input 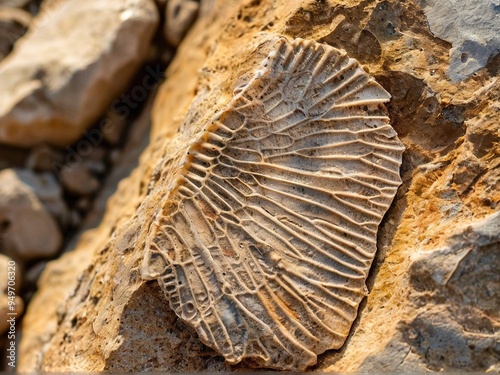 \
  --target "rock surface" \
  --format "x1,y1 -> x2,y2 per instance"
423,0 -> 500,82
0,168 -> 62,261
0,0 -> 159,147
14,169 -> 68,227
19,0 -> 499,372
60,165 -> 100,196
